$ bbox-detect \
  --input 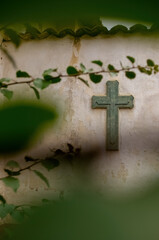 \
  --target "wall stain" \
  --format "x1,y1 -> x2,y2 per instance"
70,38 -> 81,65
117,162 -> 128,183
